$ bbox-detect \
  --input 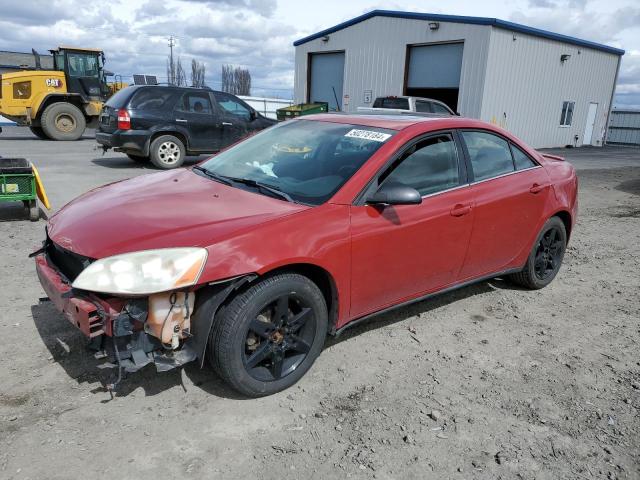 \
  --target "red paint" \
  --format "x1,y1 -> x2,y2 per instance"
41,115 -> 578,331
